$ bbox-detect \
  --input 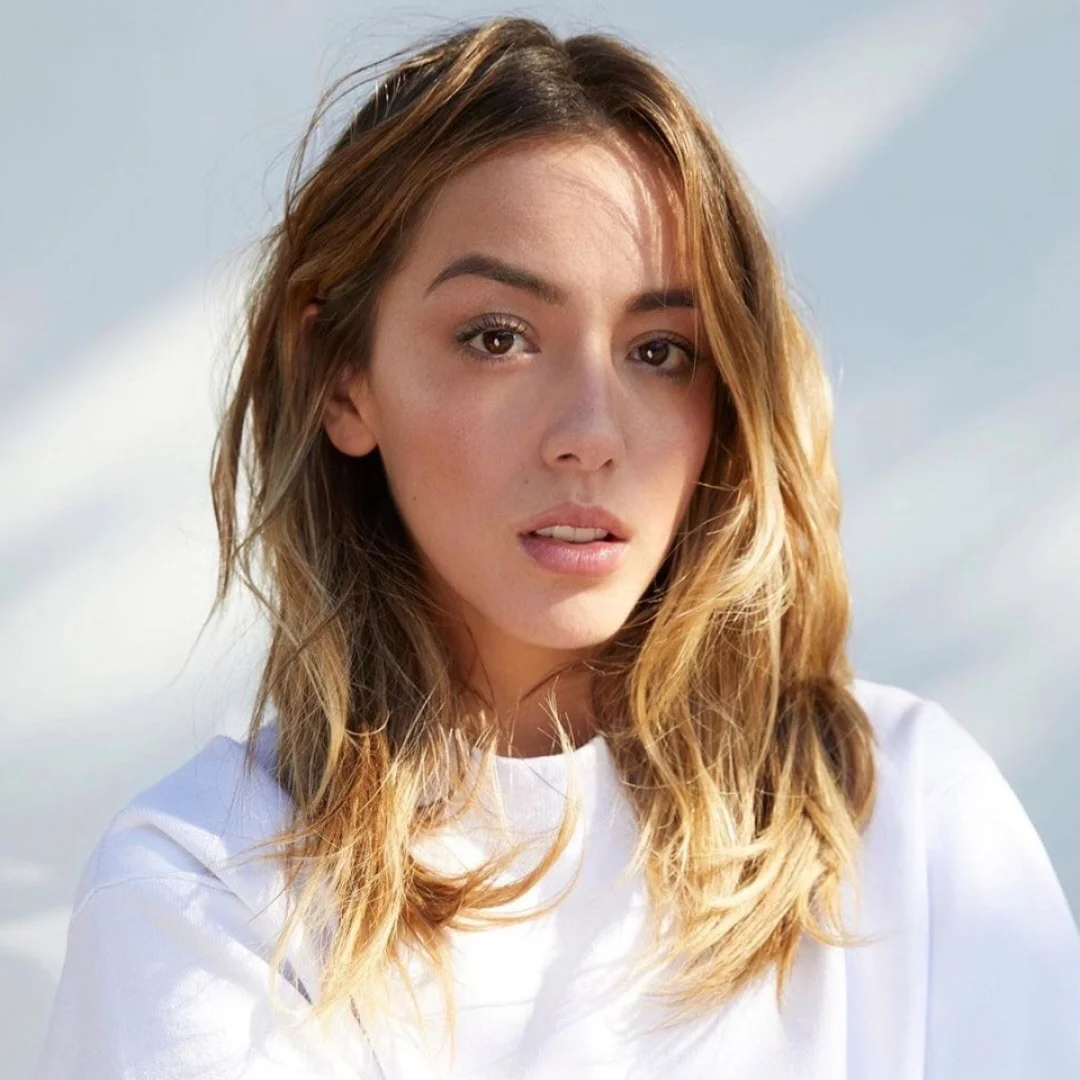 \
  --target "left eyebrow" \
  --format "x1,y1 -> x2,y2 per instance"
424,252 -> 696,315
625,287 -> 695,314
